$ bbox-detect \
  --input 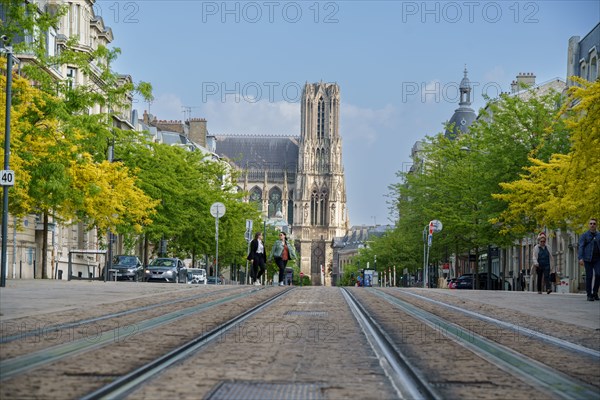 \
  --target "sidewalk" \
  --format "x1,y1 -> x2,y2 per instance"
1,281 -> 599,330
0,279 -> 192,320
408,288 -> 600,330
